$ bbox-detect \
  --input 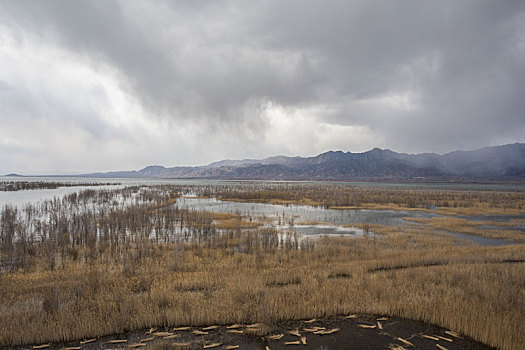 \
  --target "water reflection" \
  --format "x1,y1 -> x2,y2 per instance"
175,196 -> 435,227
